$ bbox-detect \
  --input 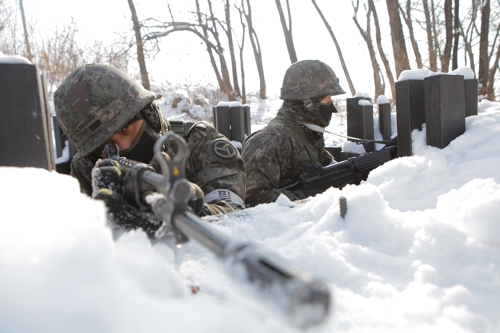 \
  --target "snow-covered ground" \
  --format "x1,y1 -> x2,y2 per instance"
1,94 -> 500,332
1,53 -> 499,332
